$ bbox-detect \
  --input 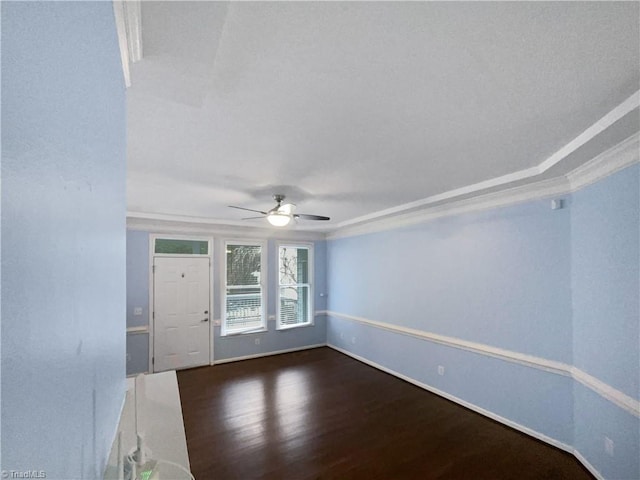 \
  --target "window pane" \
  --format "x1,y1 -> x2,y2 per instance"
226,288 -> 262,331
279,285 -> 310,326
155,239 -> 208,255
227,245 -> 261,286
279,246 -> 309,284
